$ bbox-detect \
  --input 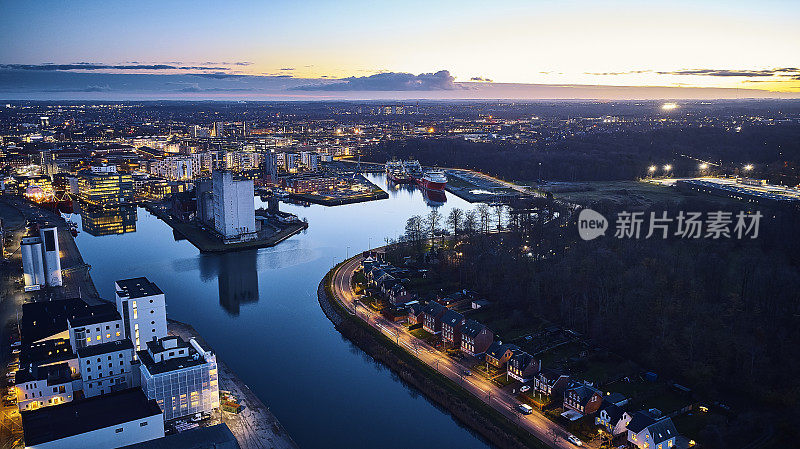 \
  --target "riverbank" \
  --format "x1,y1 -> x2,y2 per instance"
168,319 -> 299,449
317,266 -> 548,449
143,203 -> 307,253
